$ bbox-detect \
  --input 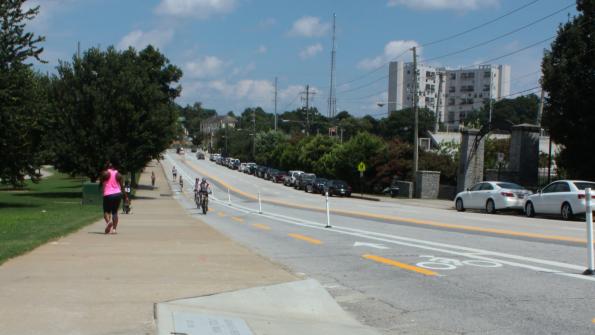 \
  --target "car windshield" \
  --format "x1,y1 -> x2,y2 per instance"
333,180 -> 348,187
316,178 -> 327,183
497,182 -> 524,190
303,174 -> 315,180
573,182 -> 595,190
